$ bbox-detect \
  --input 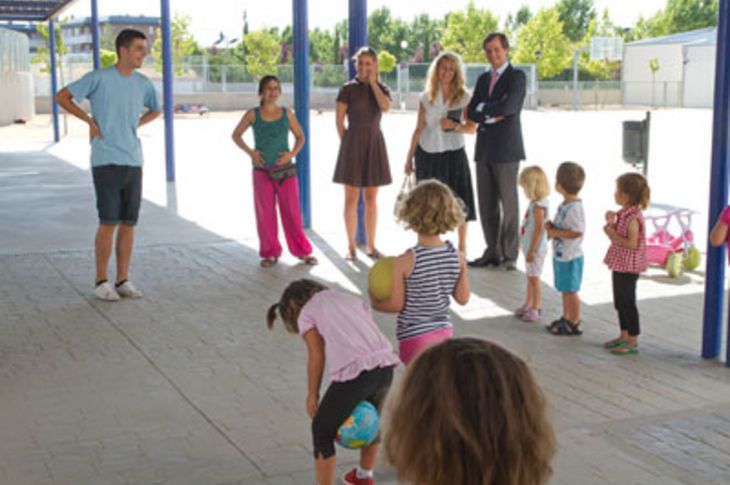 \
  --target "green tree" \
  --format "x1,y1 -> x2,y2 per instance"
100,25 -> 115,51
280,25 -> 293,64
504,5 -> 532,39
152,13 -> 199,74
32,21 -> 68,74
243,29 -> 281,80
368,7 -> 409,61
378,50 -> 397,73
649,57 -> 661,106
626,13 -> 668,41
663,0 -> 718,33
100,49 -> 117,69
334,19 -> 348,64
515,5 -> 533,28
309,28 -> 336,64
407,14 -> 442,63
556,0 -> 596,42
441,1 -> 499,63
513,8 -> 571,79
626,0 -> 718,41
577,13 -> 620,80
